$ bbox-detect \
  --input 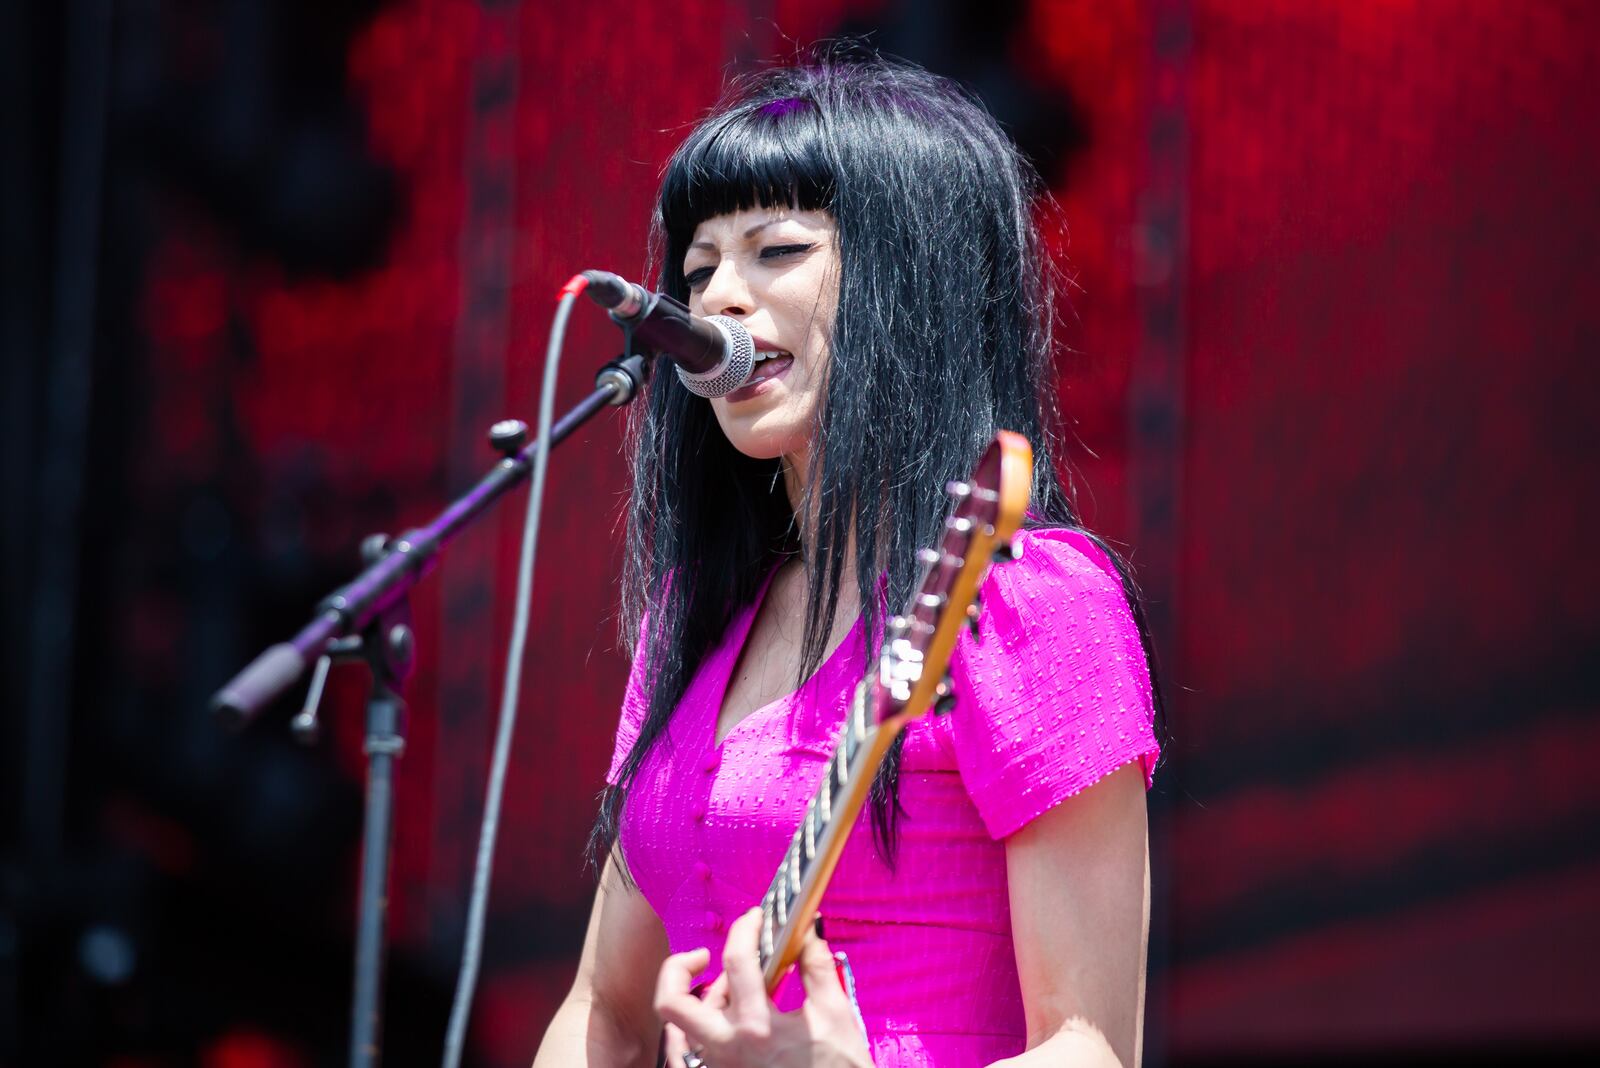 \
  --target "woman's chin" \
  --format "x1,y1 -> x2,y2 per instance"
717,412 -> 808,462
